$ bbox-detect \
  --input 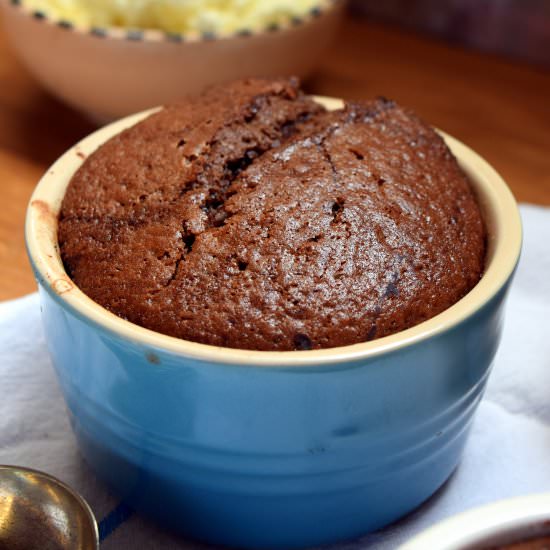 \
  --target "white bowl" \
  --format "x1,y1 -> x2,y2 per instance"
0,0 -> 344,121
399,494 -> 550,550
